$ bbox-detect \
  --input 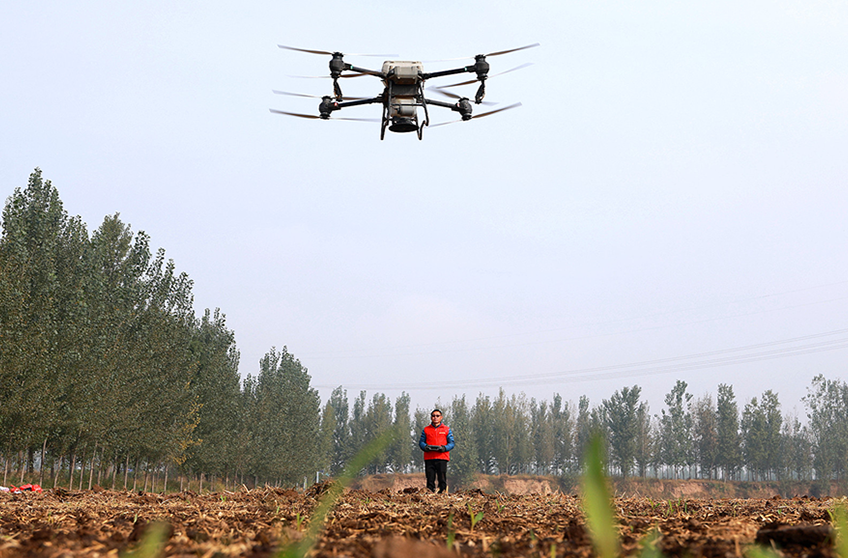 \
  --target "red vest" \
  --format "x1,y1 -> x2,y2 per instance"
424,423 -> 451,461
